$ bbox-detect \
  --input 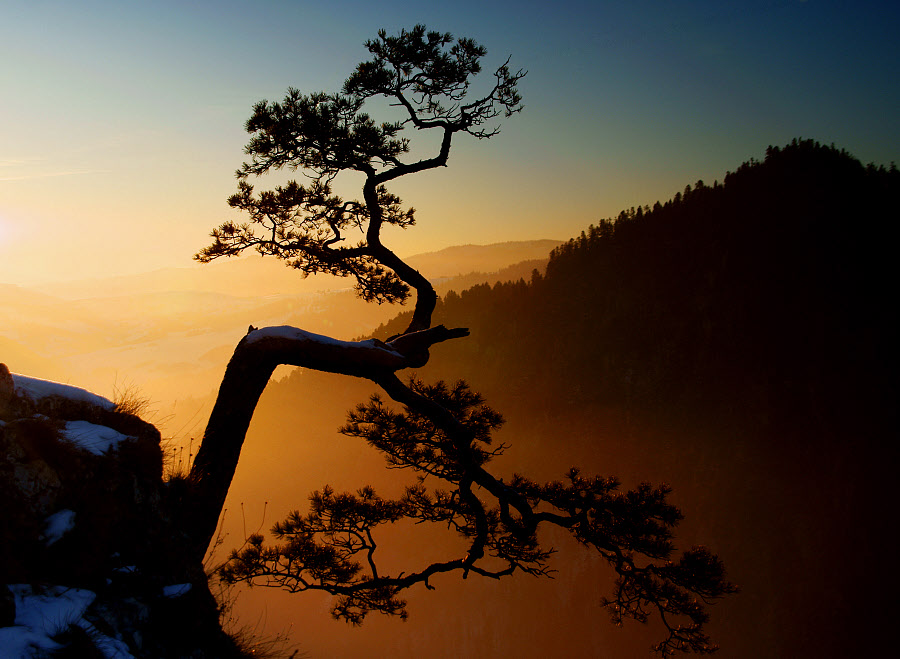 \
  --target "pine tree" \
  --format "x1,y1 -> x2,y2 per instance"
187,26 -> 734,656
